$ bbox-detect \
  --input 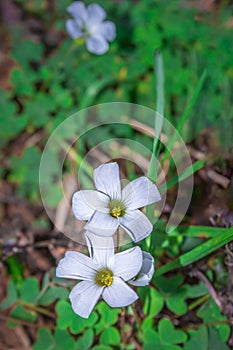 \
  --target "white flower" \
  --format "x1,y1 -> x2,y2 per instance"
56,232 -> 142,318
129,251 -> 154,286
72,162 -> 161,242
66,1 -> 116,55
